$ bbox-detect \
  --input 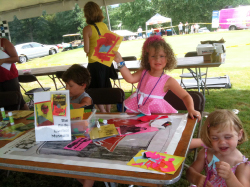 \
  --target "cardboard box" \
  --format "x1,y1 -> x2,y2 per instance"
197,44 -> 214,55
203,53 -> 226,63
